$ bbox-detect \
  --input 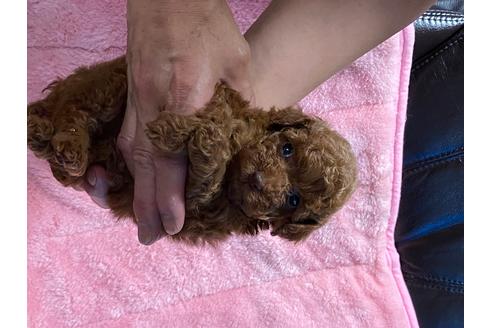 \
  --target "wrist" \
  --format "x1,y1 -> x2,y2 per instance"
127,0 -> 224,17
127,0 -> 229,39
